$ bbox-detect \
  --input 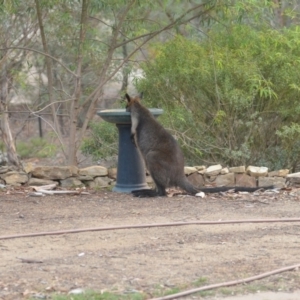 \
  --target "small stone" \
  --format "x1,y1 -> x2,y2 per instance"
287,172 -> 300,178
277,169 -> 290,177
197,168 -> 207,175
205,175 -> 217,184
0,171 -> 28,185
28,178 -> 58,186
235,173 -> 257,187
205,164 -> 222,176
68,288 -> 85,295
78,175 -> 94,181
60,177 -> 83,187
187,172 -> 205,187
0,166 -> 9,174
87,176 -> 112,188
246,166 -> 268,177
79,166 -> 108,177
215,173 -> 235,186
259,177 -> 285,189
108,168 -> 117,179
31,166 -> 78,180
22,162 -> 35,174
195,192 -> 205,198
229,166 -> 246,173
269,169 -> 289,177
220,167 -> 229,175
184,166 -> 197,175
286,172 -> 300,185
195,165 -> 206,171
